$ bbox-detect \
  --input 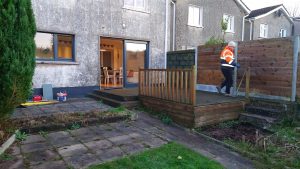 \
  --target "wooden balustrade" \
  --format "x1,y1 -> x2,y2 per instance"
139,66 -> 196,105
